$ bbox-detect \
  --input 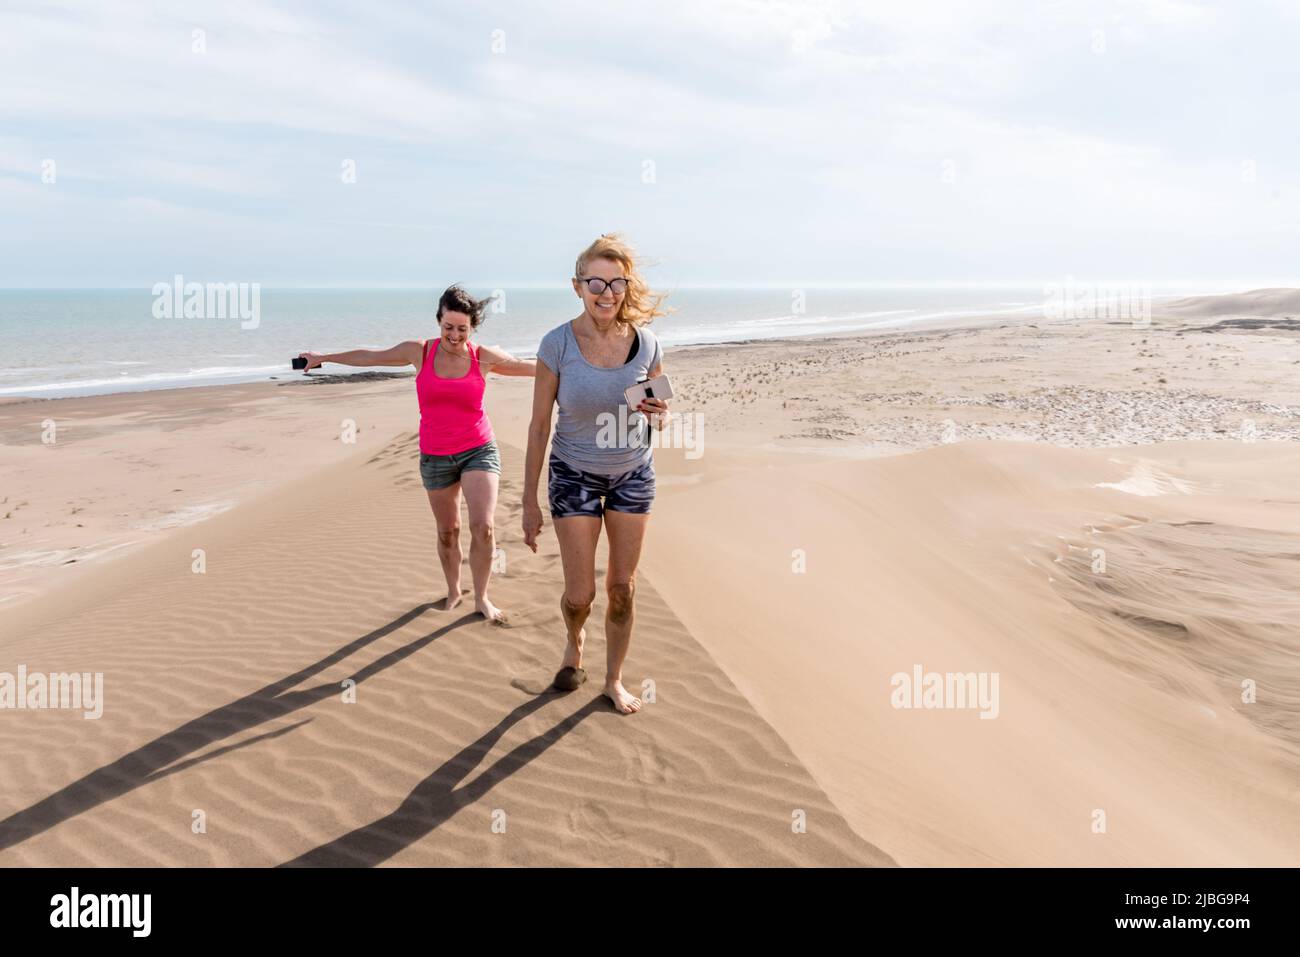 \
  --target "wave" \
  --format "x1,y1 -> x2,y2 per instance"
652,306 -> 1005,346
726,309 -> 917,329
0,364 -> 287,397
2,301 -> 1051,398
